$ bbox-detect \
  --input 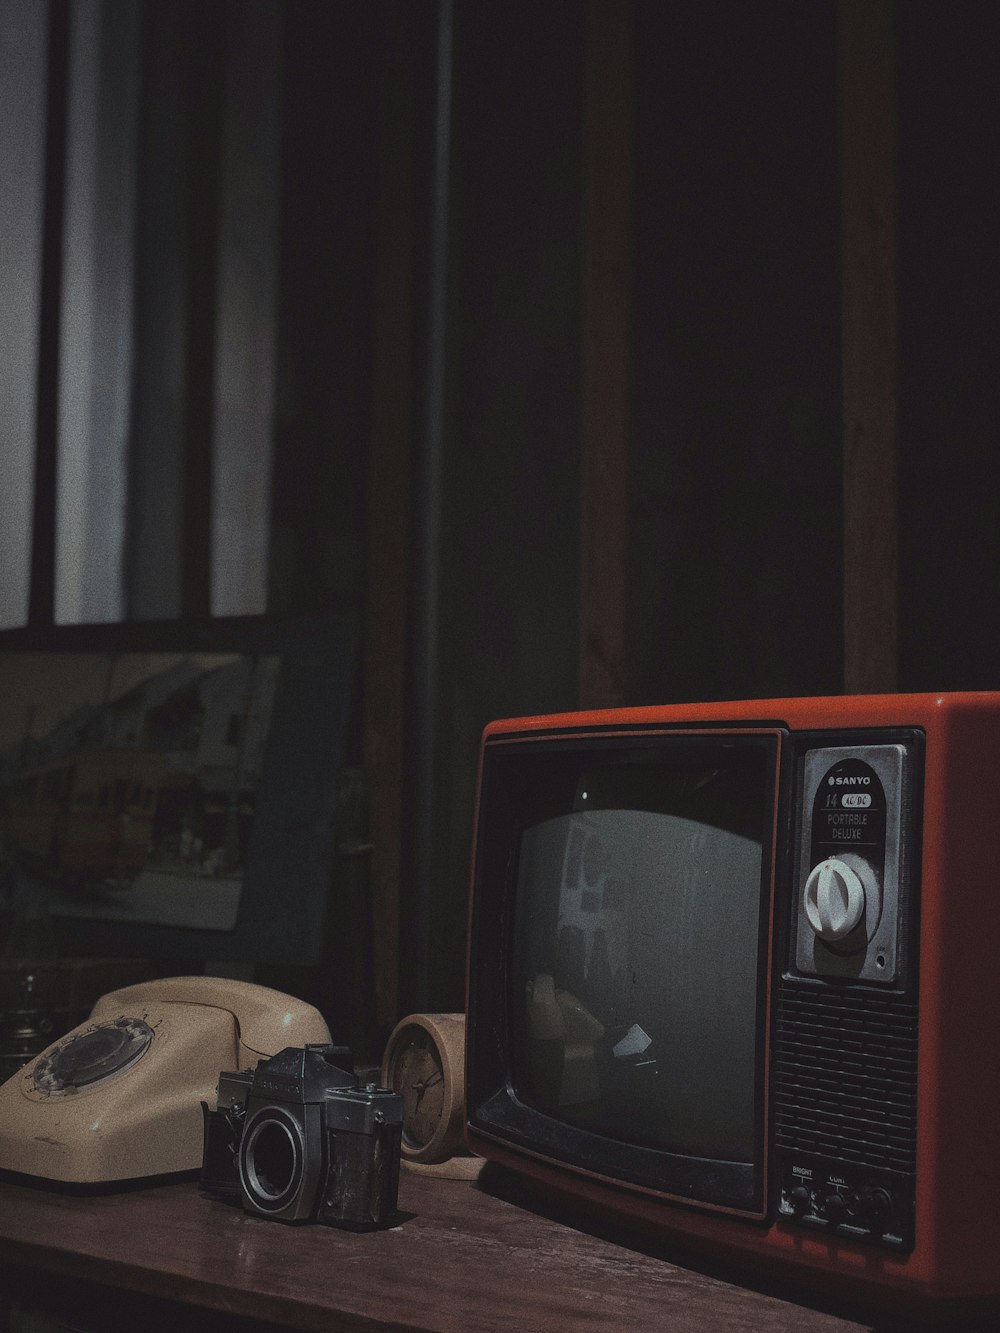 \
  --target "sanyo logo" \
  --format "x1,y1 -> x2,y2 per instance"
828,774 -> 871,786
